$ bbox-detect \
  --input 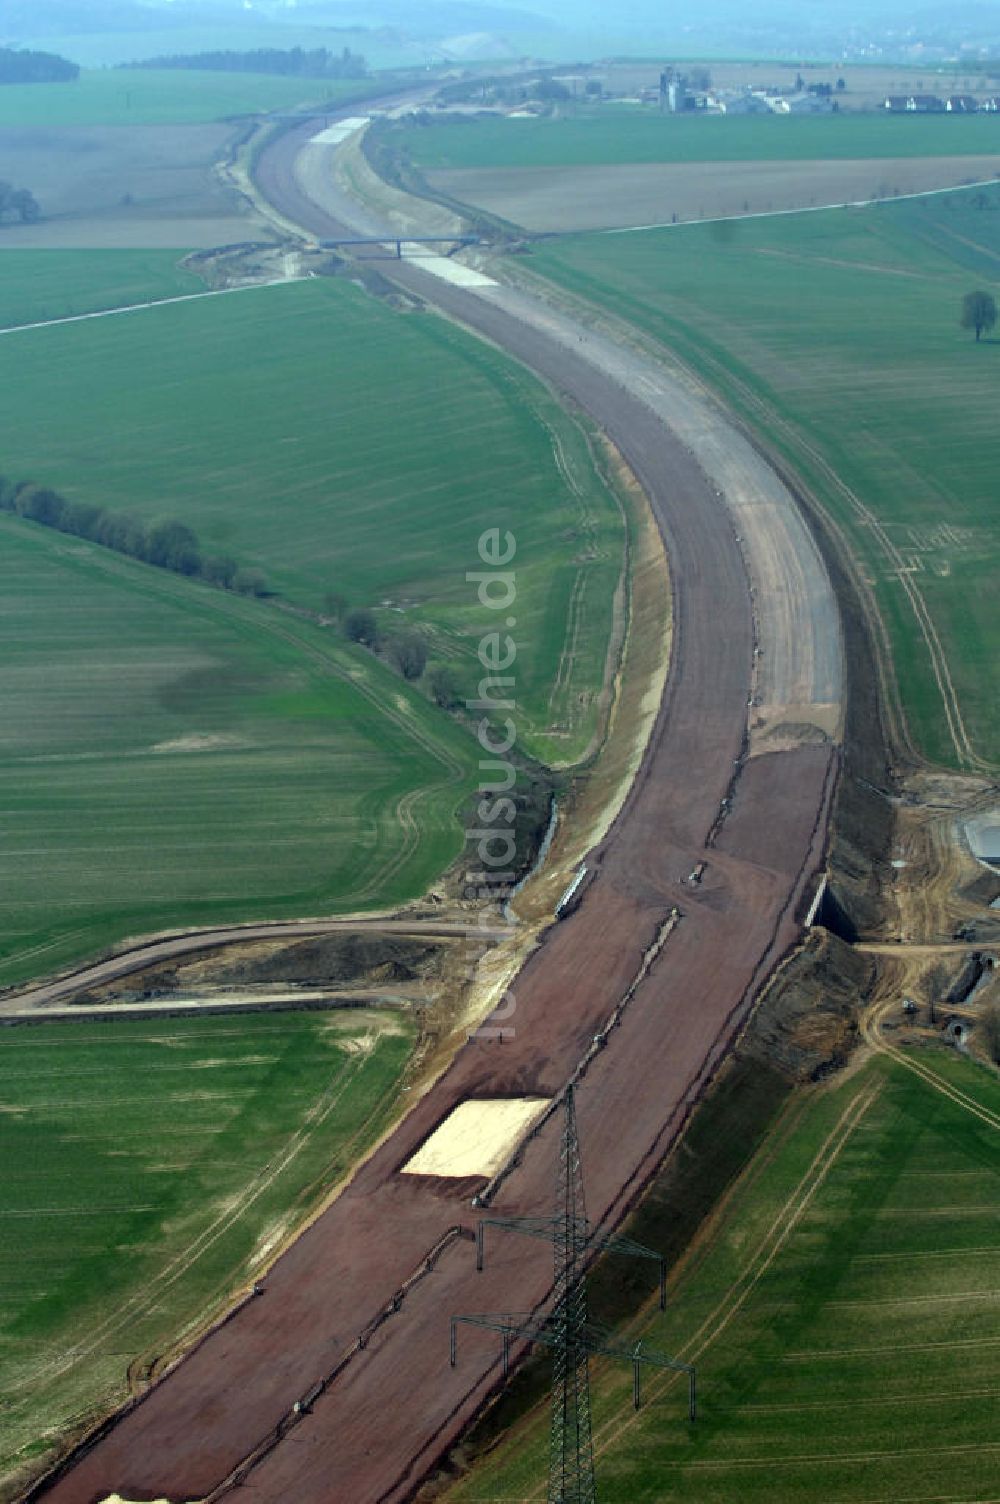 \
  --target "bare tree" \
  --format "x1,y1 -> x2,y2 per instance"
8,188 -> 39,223
0,182 -> 40,223
344,607 -> 378,648
389,631 -> 428,681
233,566 -> 269,597
961,289 -> 997,341
323,590 -> 347,622
427,663 -> 459,709
203,554 -> 238,588
146,518 -> 201,575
